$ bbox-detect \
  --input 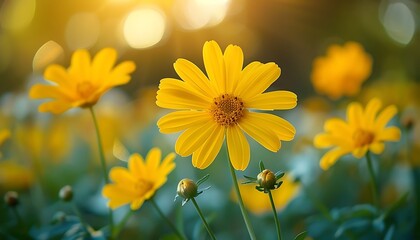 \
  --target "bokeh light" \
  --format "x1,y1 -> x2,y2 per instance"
173,0 -> 231,30
0,0 -> 36,31
381,1 -> 415,45
65,12 -> 101,50
32,41 -> 64,72
123,6 -> 166,49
